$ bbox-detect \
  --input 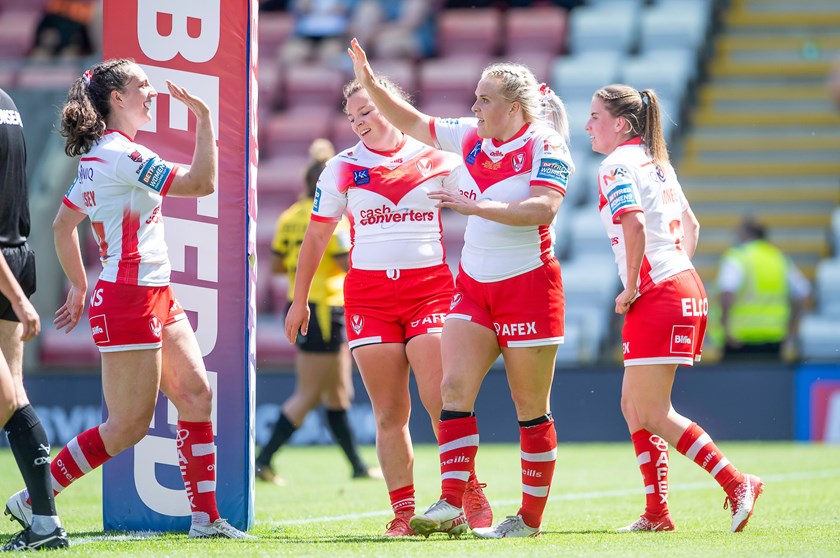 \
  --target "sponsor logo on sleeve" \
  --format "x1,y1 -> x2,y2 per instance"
465,140 -> 482,165
313,186 -> 322,211
604,166 -> 630,183
607,183 -> 637,214
137,157 -> 173,192
65,177 -> 79,197
353,169 -> 370,186
128,150 -> 144,163
536,158 -> 570,186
